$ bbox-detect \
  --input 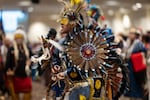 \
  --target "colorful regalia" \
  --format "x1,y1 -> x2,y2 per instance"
31,0 -> 129,100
